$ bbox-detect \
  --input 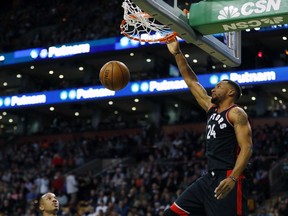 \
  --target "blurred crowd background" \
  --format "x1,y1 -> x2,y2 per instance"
0,120 -> 287,215
0,0 -> 122,53
0,0 -> 287,216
